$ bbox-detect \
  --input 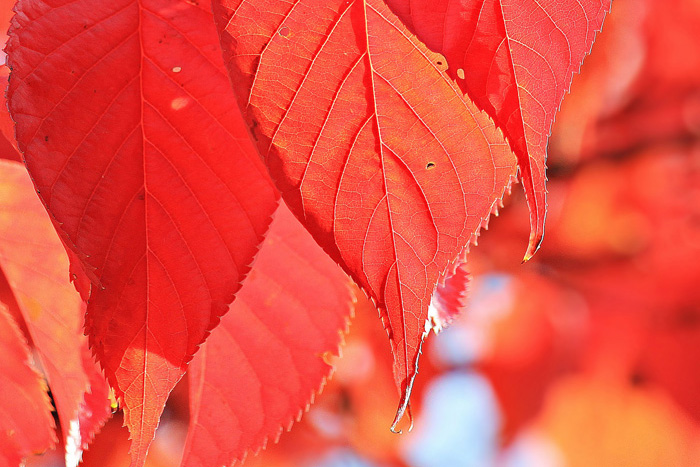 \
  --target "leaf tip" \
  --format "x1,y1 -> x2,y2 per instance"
390,399 -> 413,435
522,229 -> 544,263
